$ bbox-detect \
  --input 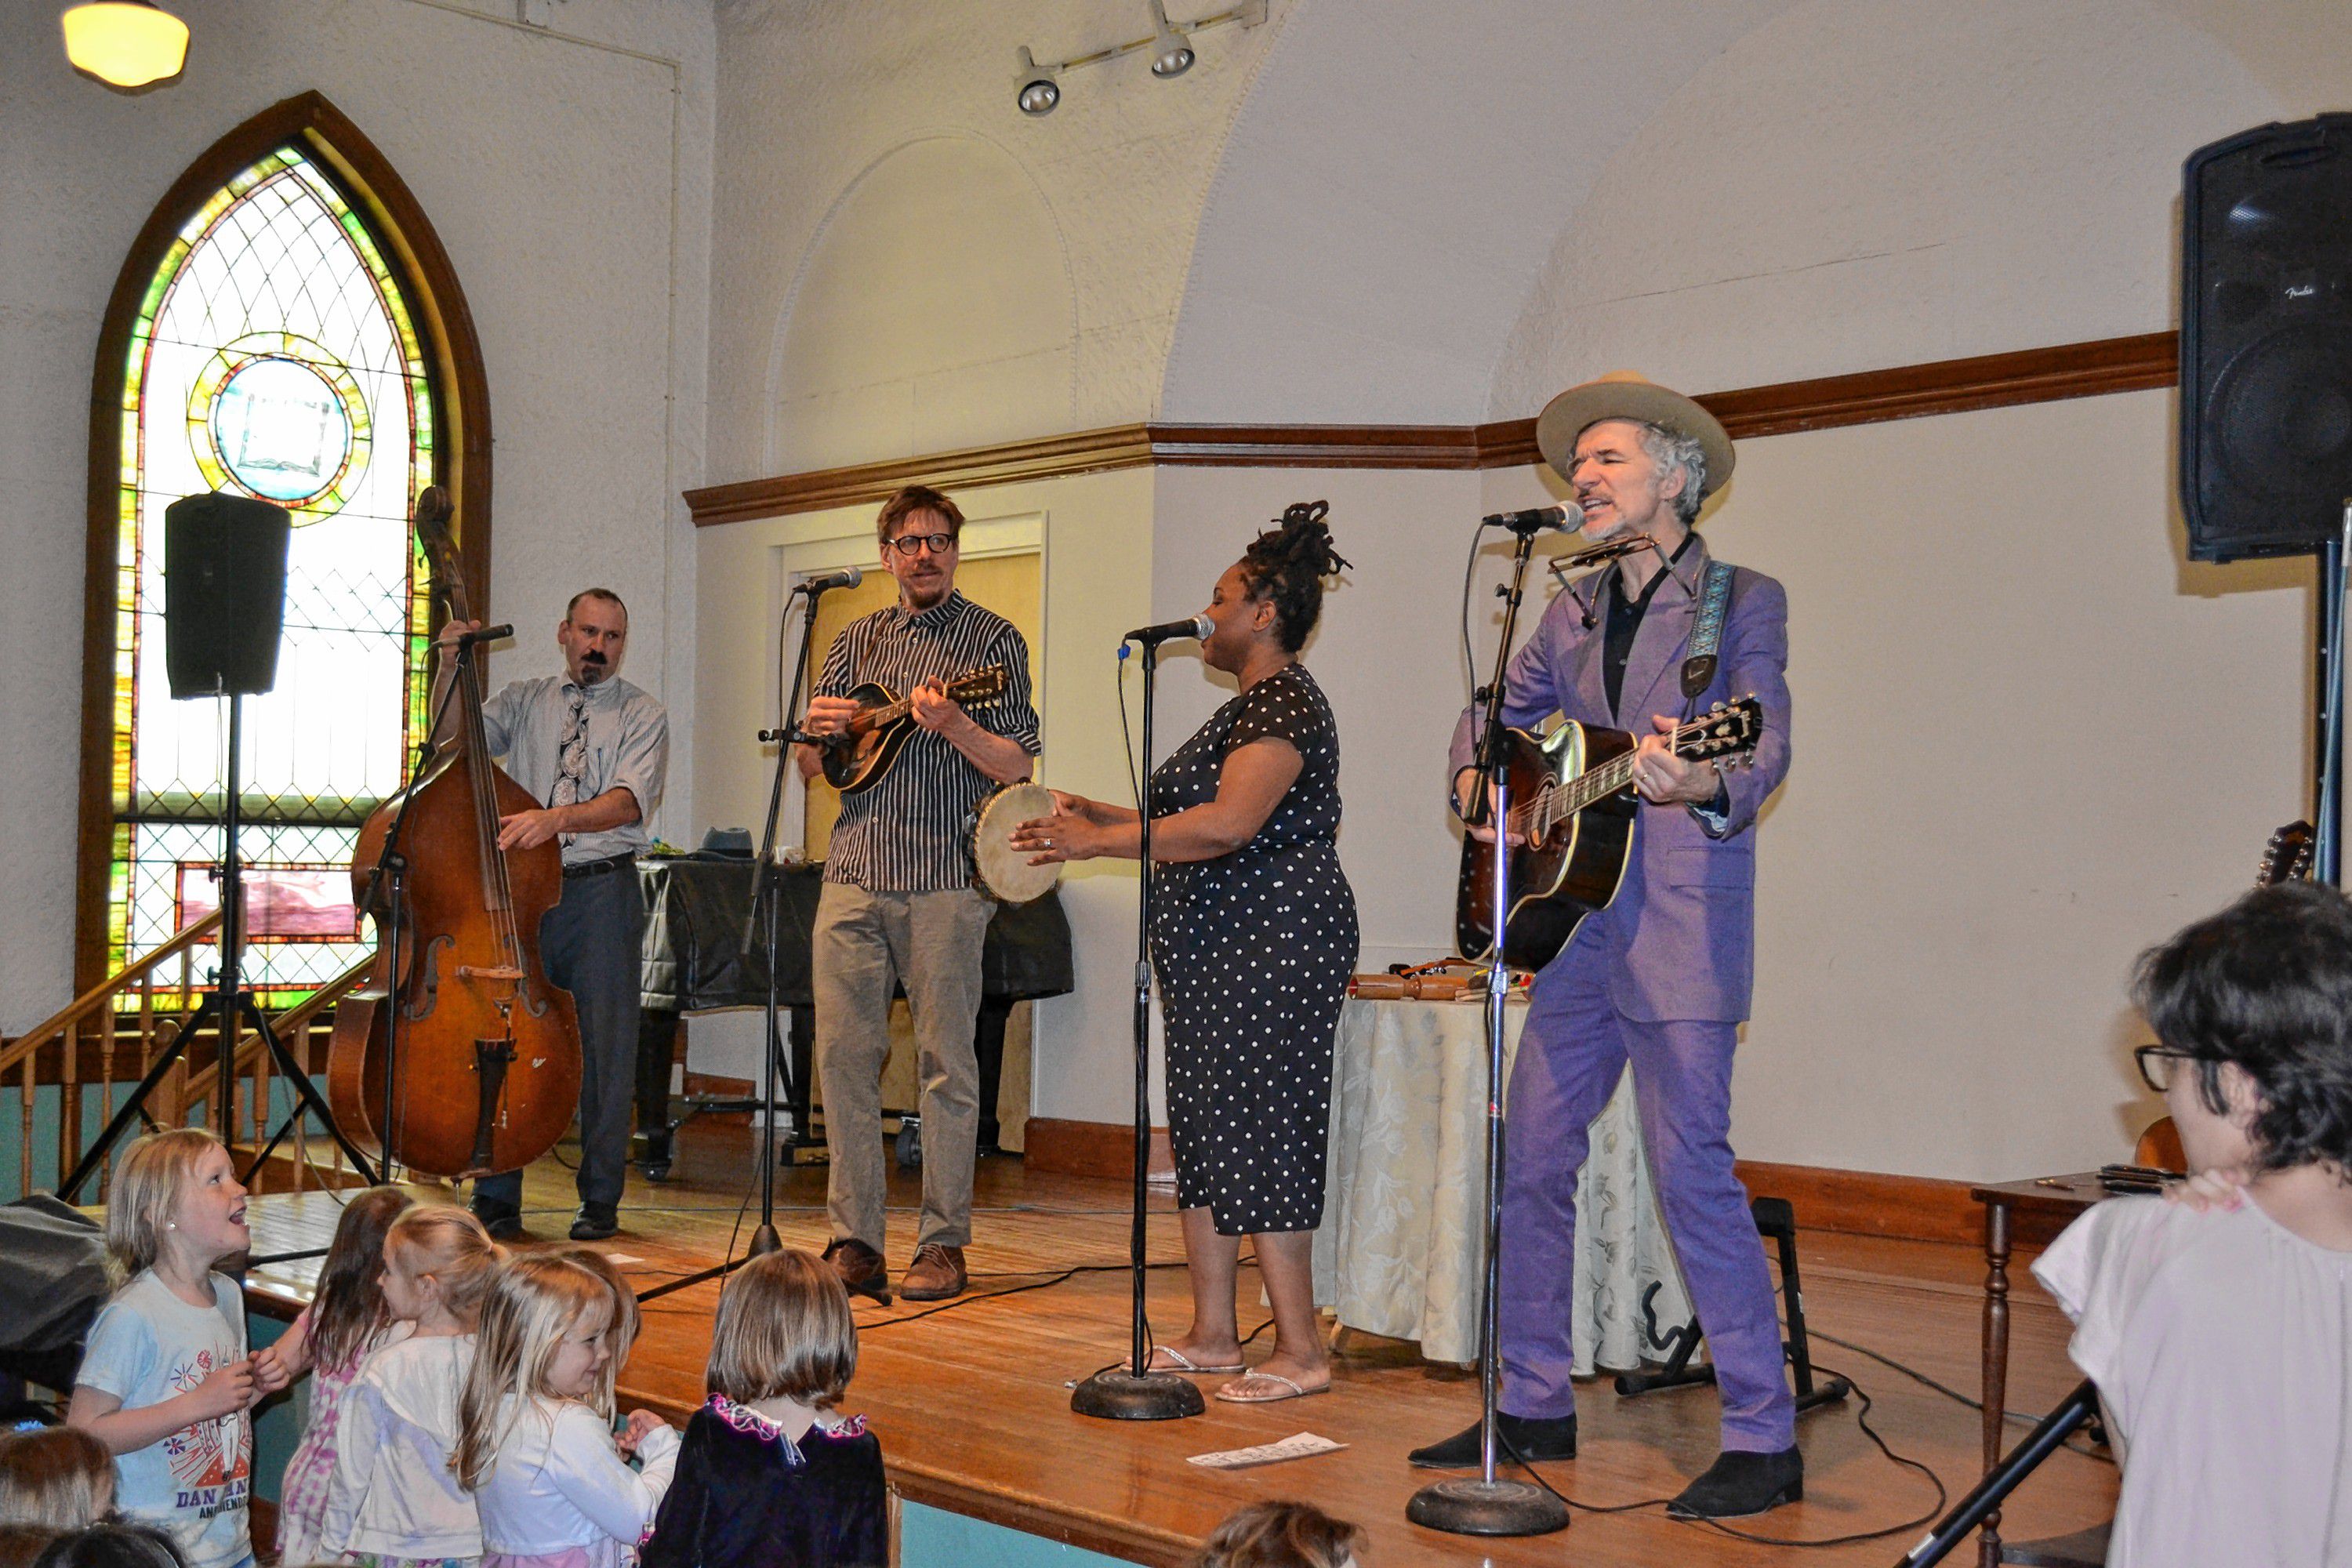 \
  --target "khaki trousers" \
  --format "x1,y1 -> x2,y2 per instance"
812,881 -> 993,1251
